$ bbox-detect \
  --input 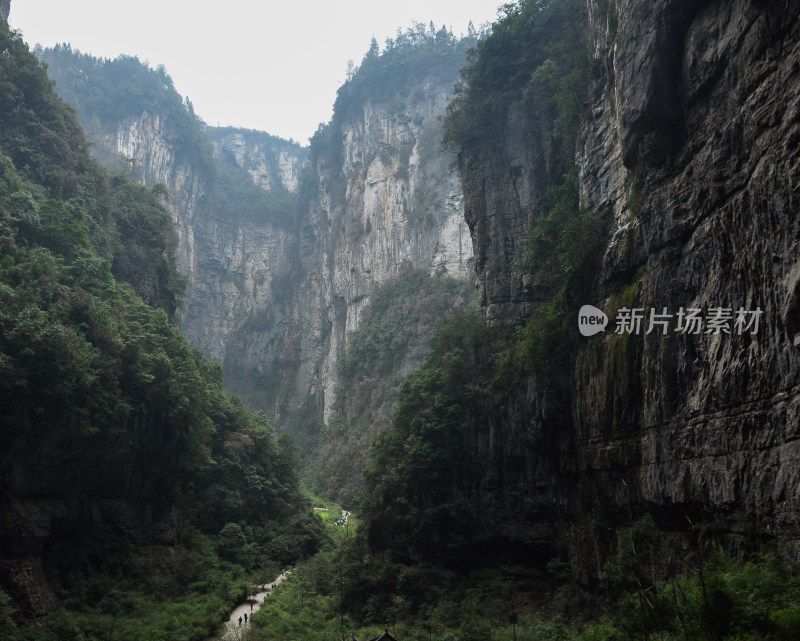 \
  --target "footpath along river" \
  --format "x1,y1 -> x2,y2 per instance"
219,571 -> 289,640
